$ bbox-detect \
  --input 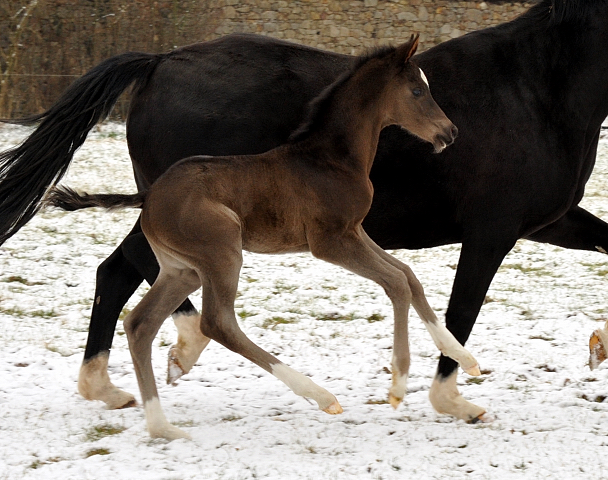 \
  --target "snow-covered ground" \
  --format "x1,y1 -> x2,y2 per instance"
2,122 -> 608,479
